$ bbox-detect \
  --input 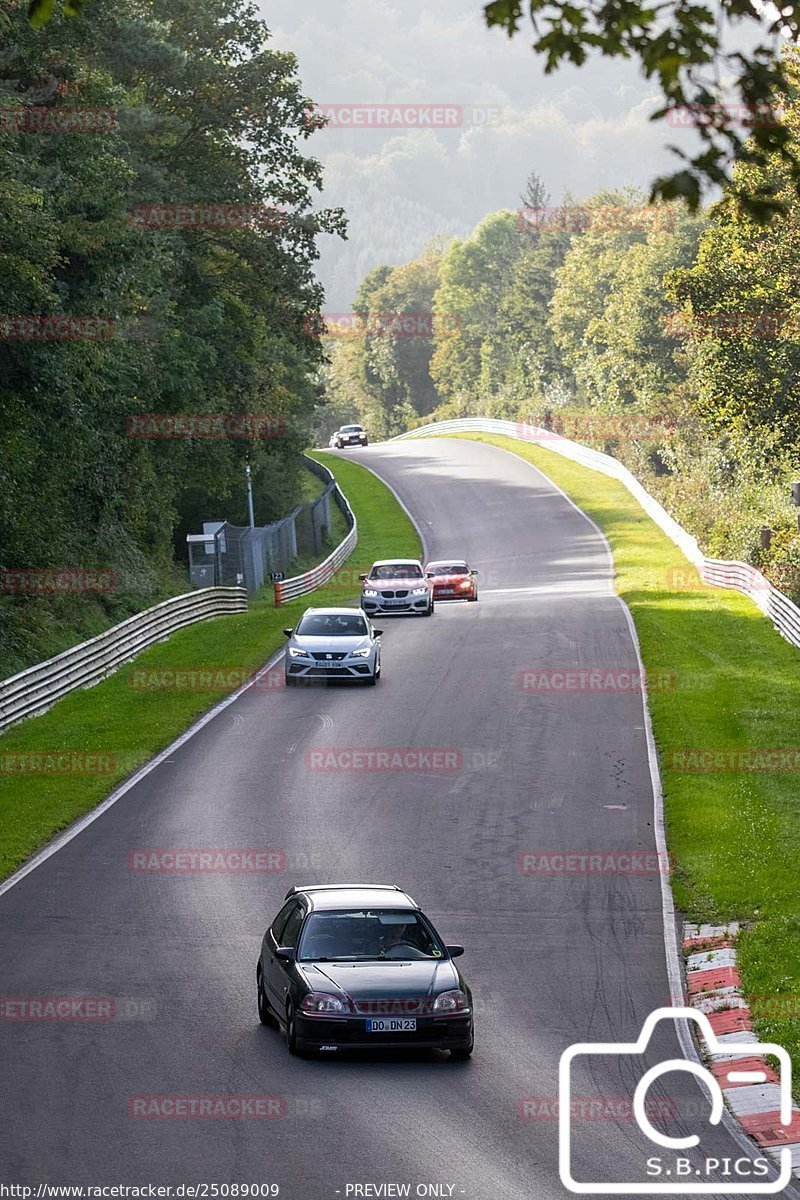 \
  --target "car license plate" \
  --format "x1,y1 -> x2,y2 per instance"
383,598 -> 406,605
366,1018 -> 416,1032
439,588 -> 454,595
